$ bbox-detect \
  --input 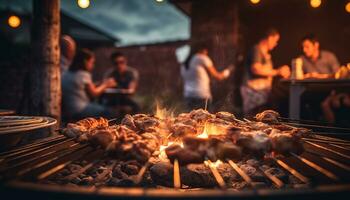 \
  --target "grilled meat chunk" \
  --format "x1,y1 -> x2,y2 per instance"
269,130 -> 304,155
255,110 -> 280,123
